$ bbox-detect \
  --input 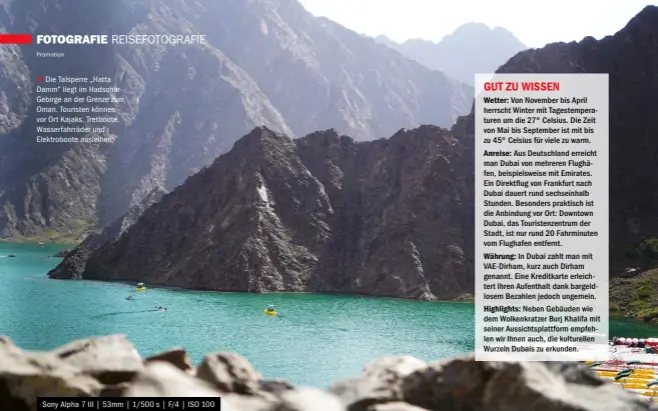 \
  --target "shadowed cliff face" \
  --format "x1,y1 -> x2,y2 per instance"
54,126 -> 473,300
492,5 -> 658,274
0,0 -> 471,240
